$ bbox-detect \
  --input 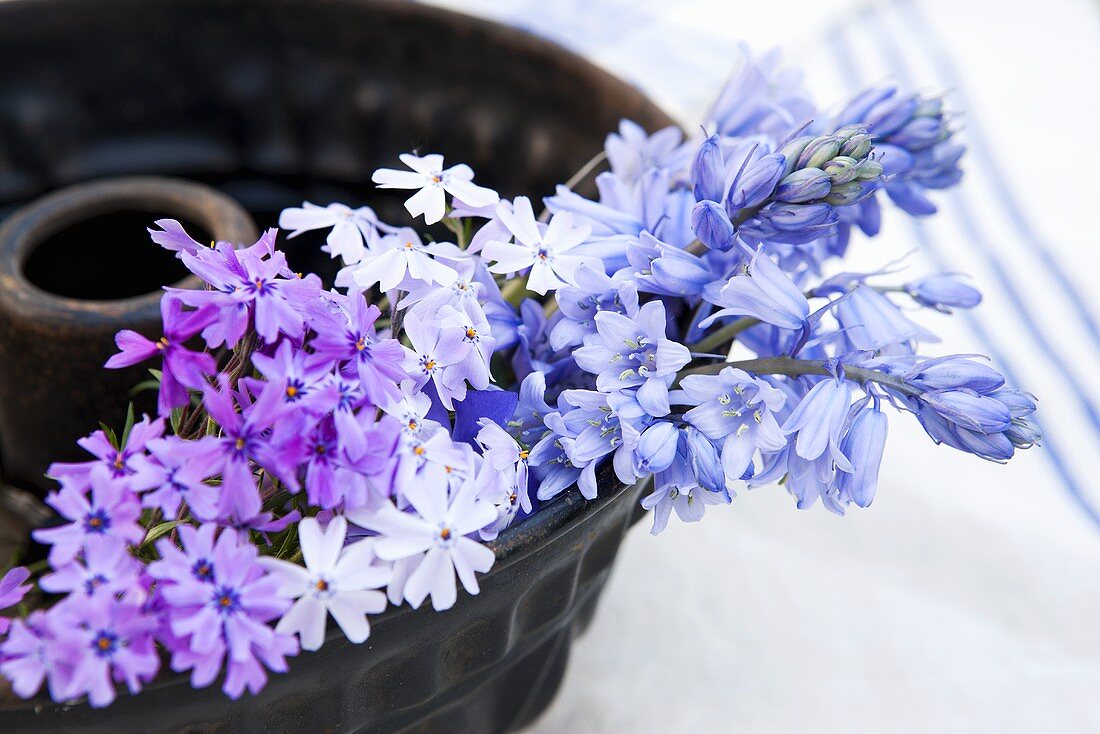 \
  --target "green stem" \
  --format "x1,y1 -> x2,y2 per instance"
688,316 -> 760,354
677,356 -> 922,398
